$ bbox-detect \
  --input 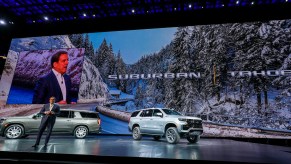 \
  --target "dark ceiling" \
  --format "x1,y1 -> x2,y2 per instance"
0,0 -> 291,38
